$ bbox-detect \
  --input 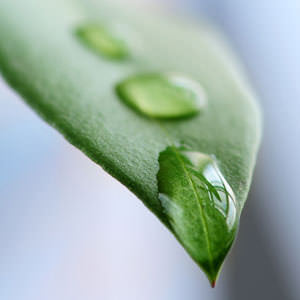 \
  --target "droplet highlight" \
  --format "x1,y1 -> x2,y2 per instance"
157,145 -> 238,285
116,73 -> 206,119
75,23 -> 129,60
